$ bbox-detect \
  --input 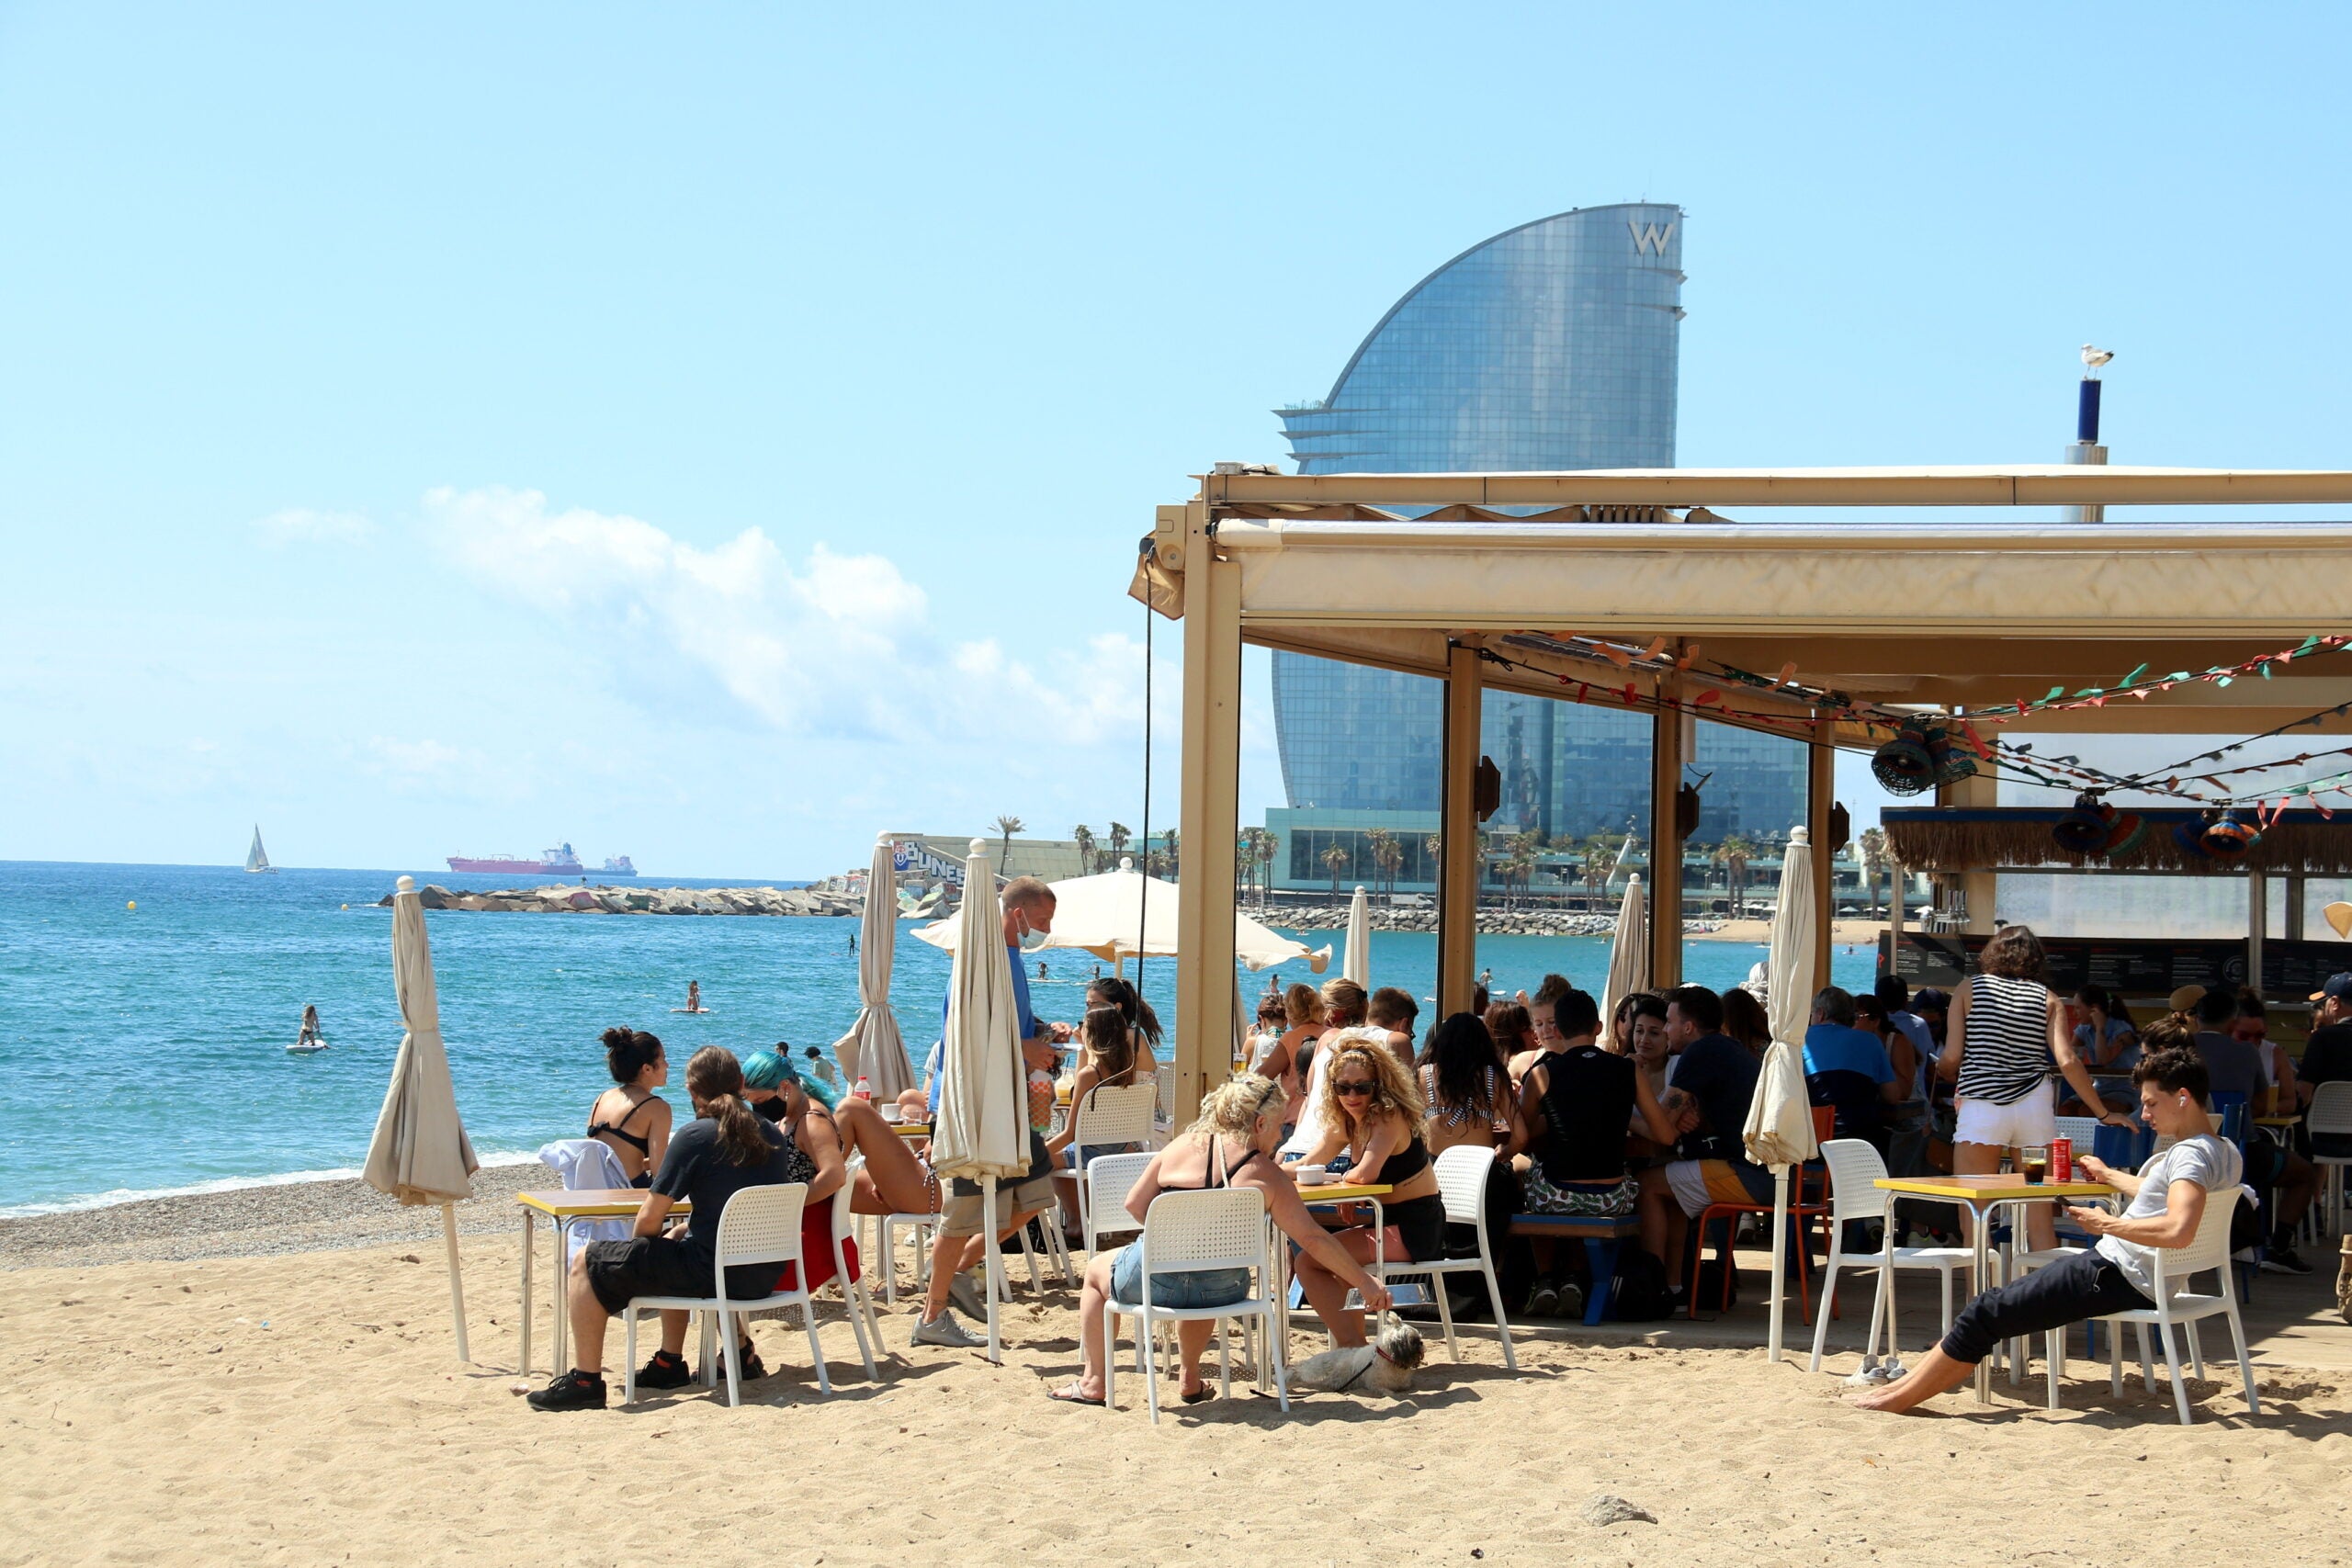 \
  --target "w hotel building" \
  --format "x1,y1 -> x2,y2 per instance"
1265,204 -> 1804,894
